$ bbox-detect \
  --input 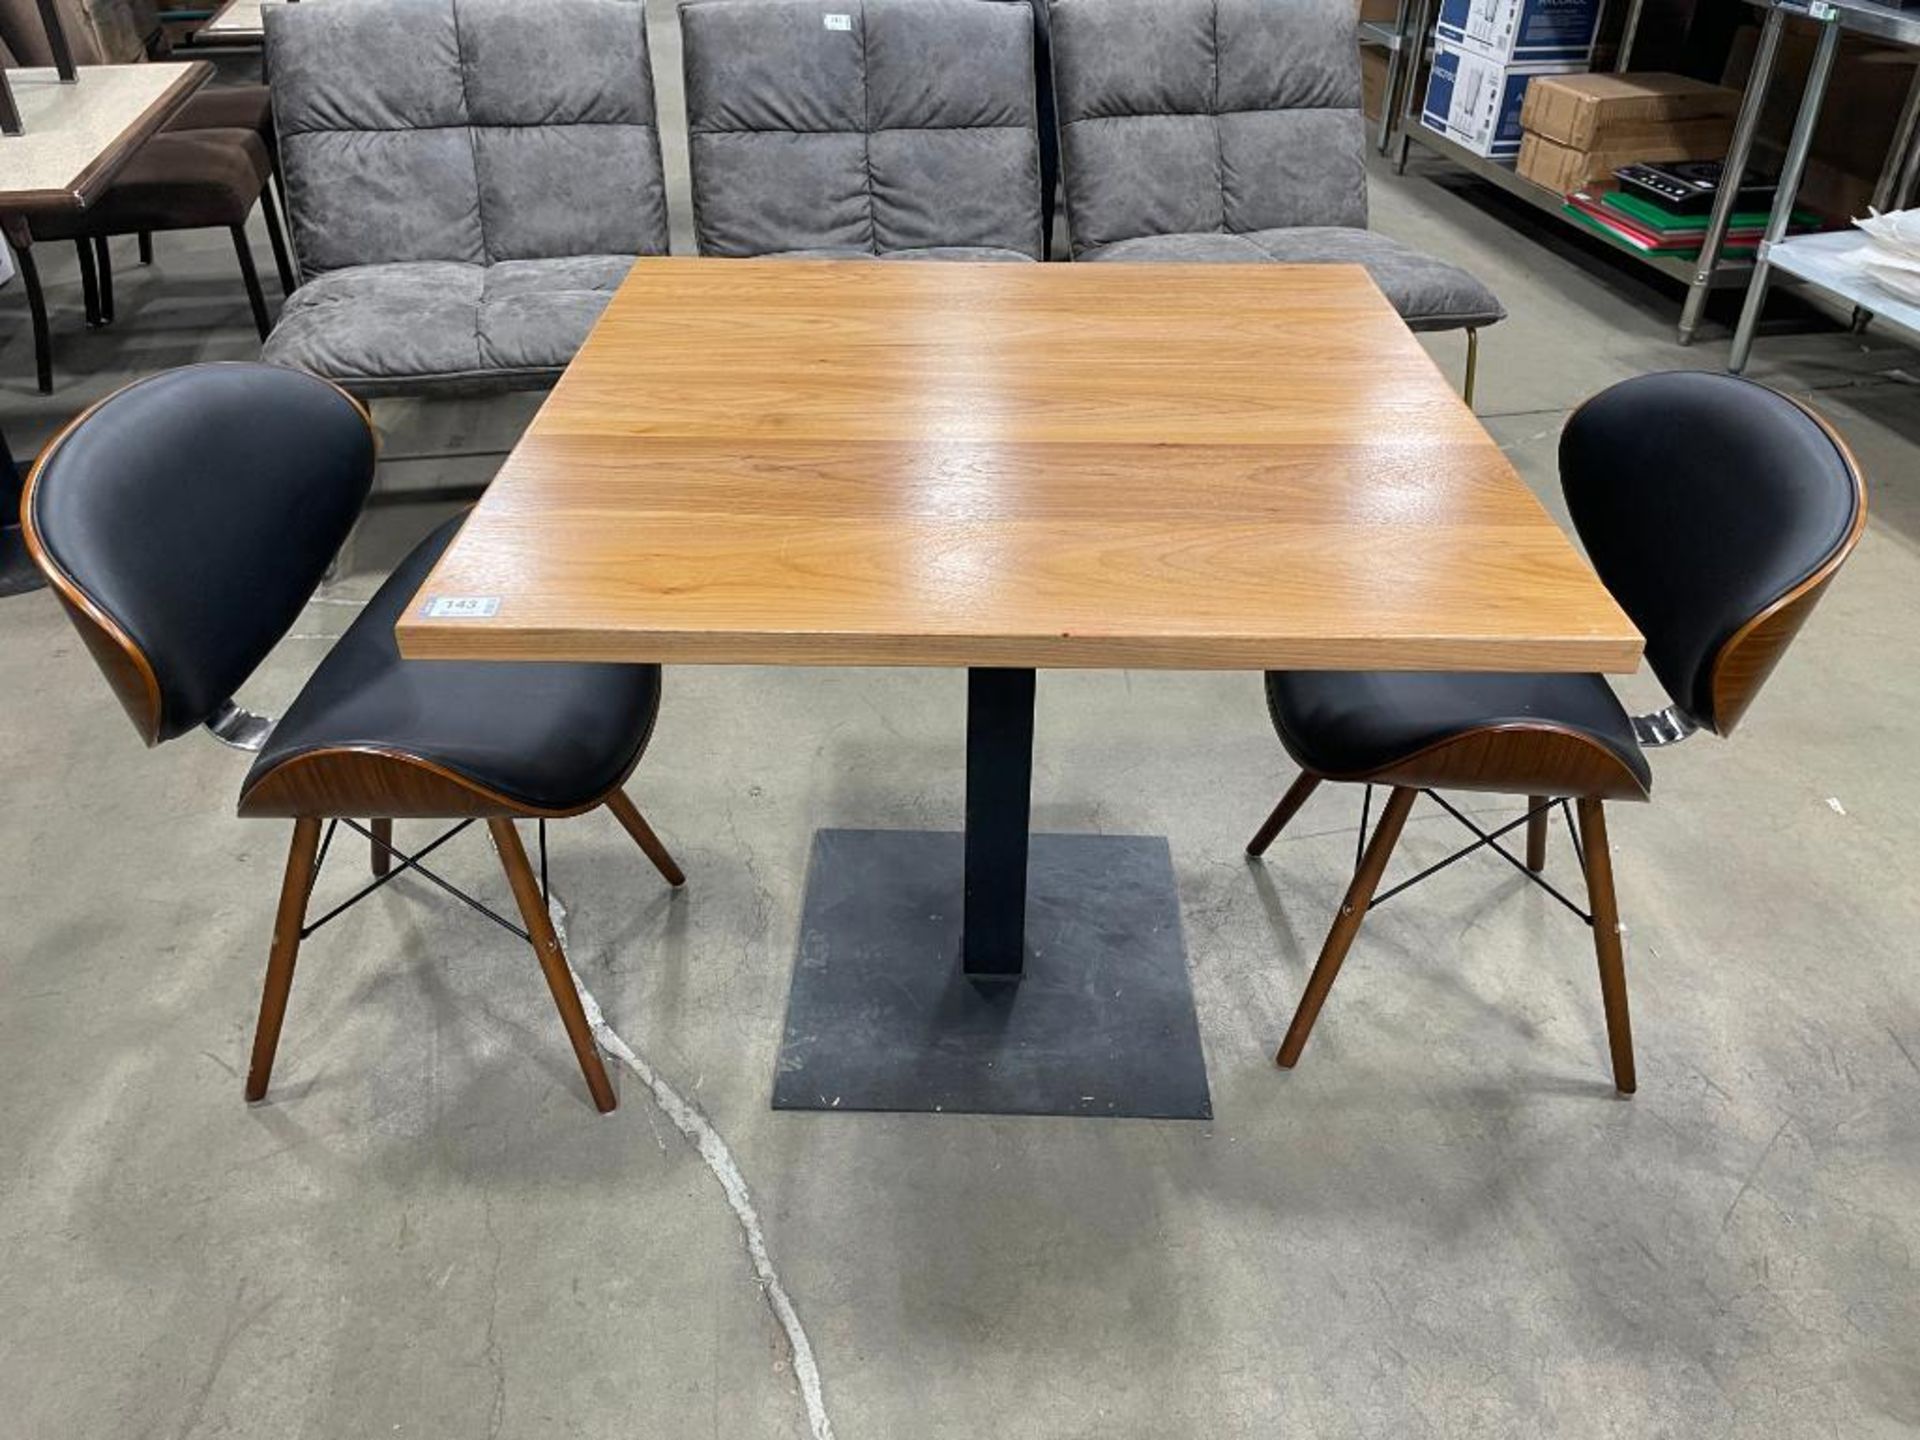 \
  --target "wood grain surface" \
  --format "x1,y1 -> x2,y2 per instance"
398,260 -> 1642,672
